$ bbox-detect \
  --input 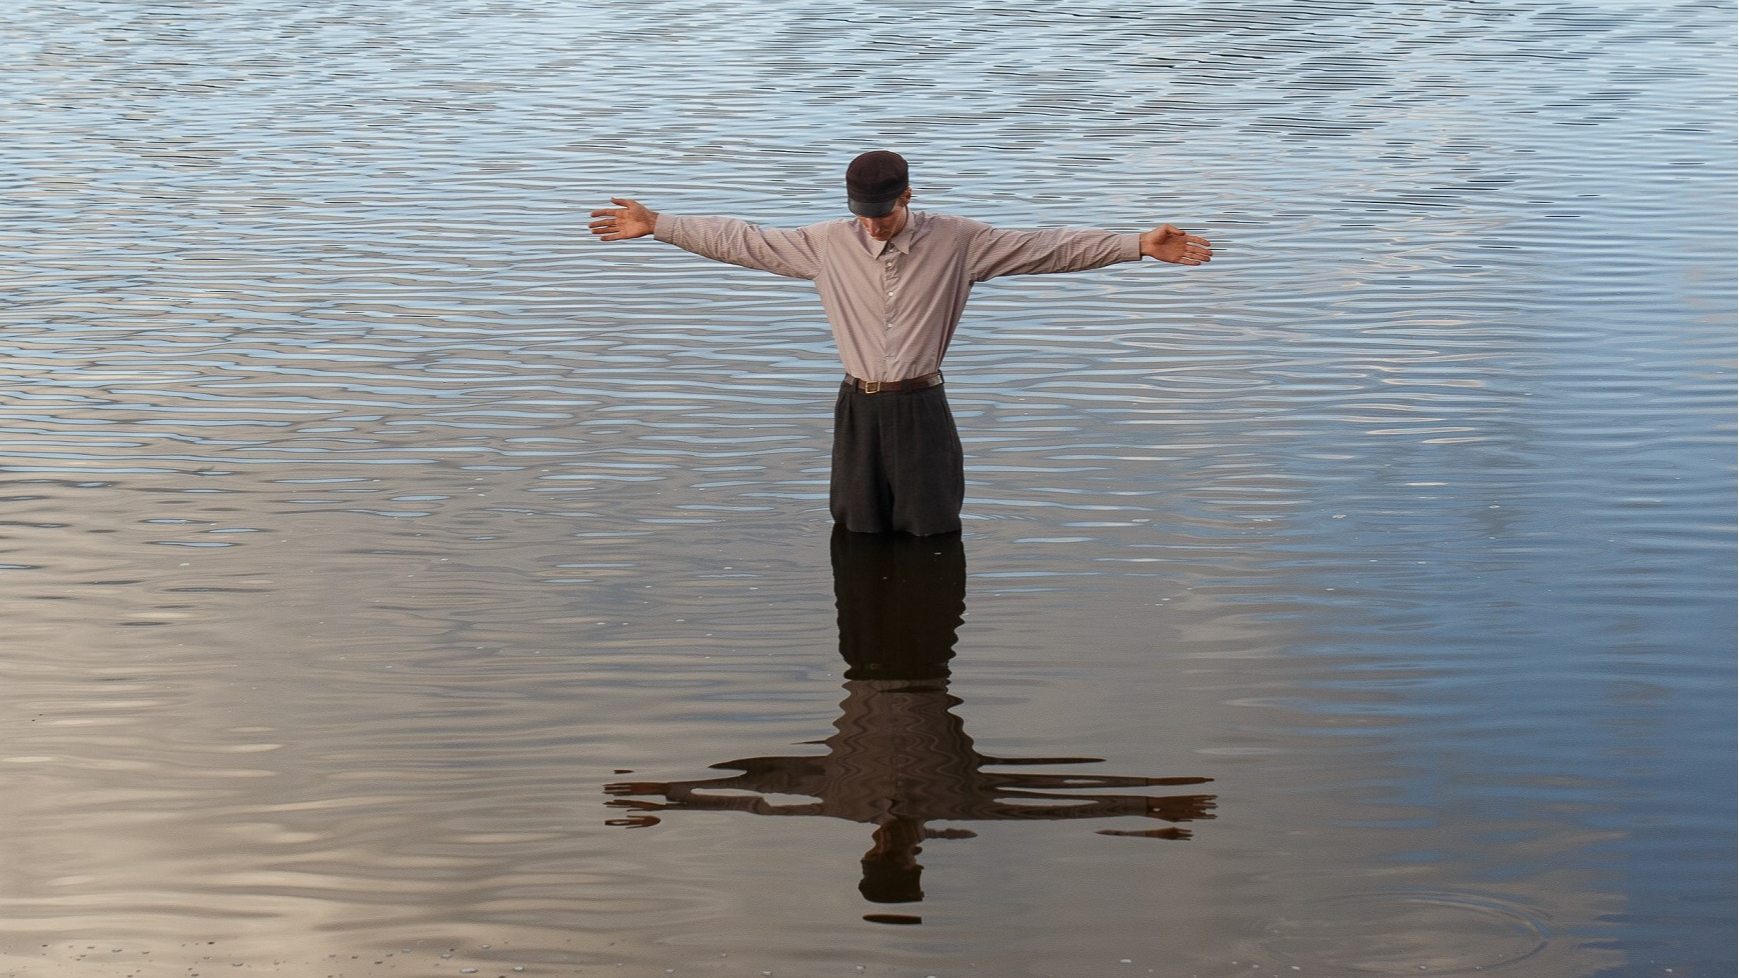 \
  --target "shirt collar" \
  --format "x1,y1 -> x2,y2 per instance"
861,210 -> 924,257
